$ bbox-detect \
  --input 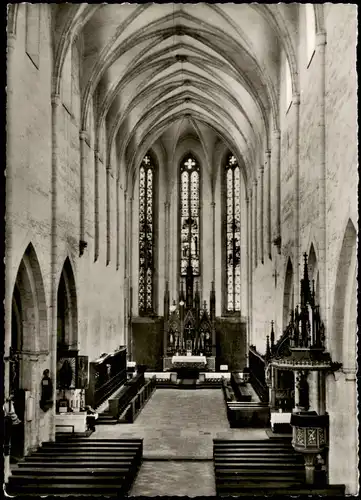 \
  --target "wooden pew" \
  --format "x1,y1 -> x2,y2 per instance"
120,376 -> 156,423
226,401 -> 270,427
108,373 -> 145,420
